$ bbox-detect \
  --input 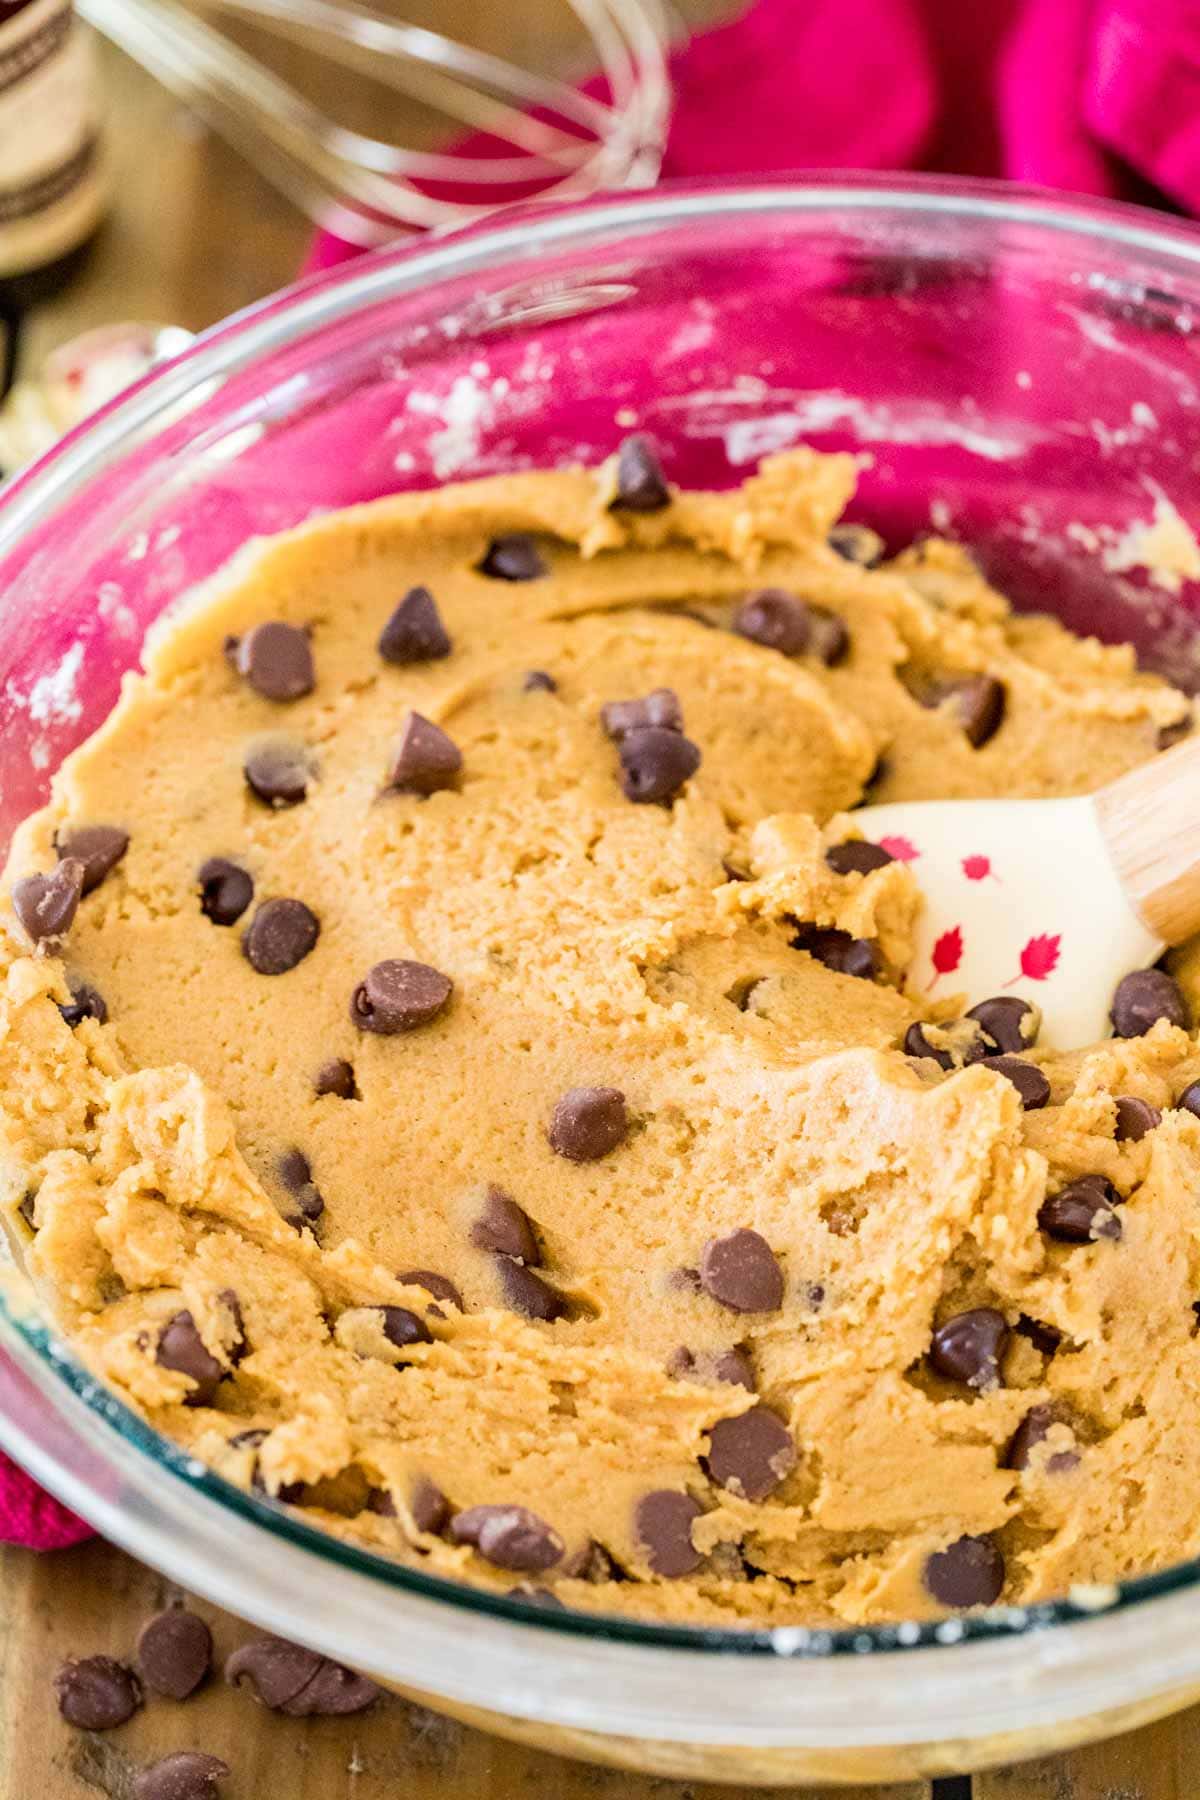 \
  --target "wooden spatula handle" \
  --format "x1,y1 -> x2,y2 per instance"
1095,733 -> 1200,943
